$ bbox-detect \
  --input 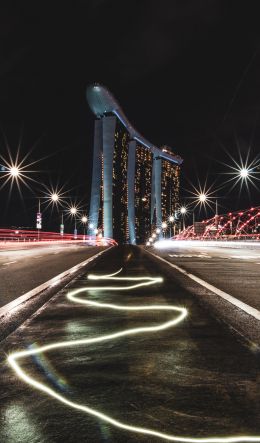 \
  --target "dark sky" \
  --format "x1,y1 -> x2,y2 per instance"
1,0 -> 260,230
